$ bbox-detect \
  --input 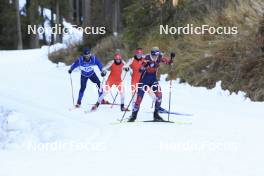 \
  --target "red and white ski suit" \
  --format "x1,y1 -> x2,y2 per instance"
100,60 -> 126,104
